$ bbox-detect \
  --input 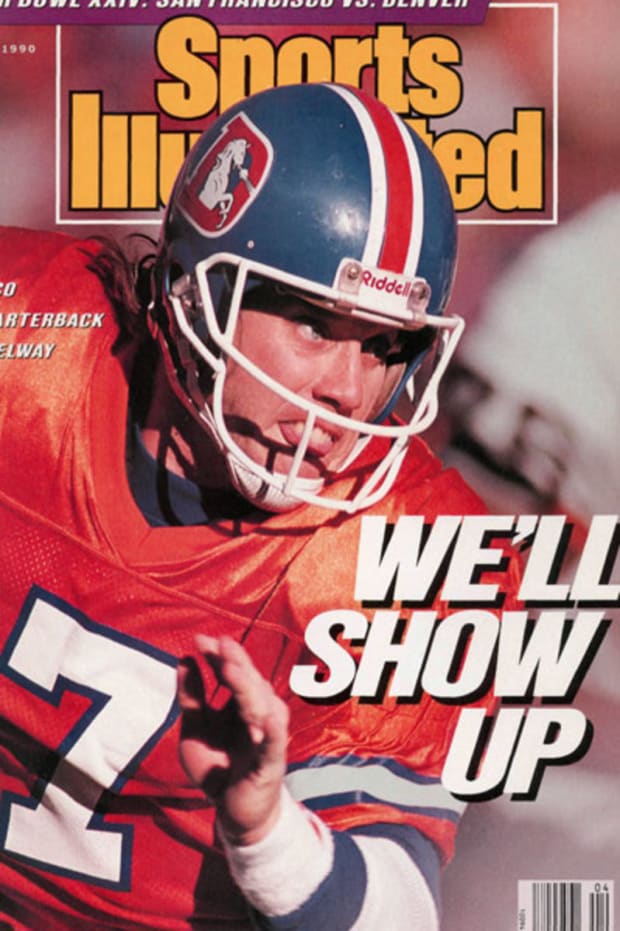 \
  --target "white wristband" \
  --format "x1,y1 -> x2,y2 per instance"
219,787 -> 334,917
